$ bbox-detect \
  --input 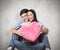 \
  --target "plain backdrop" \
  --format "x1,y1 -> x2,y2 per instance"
0,0 -> 60,50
